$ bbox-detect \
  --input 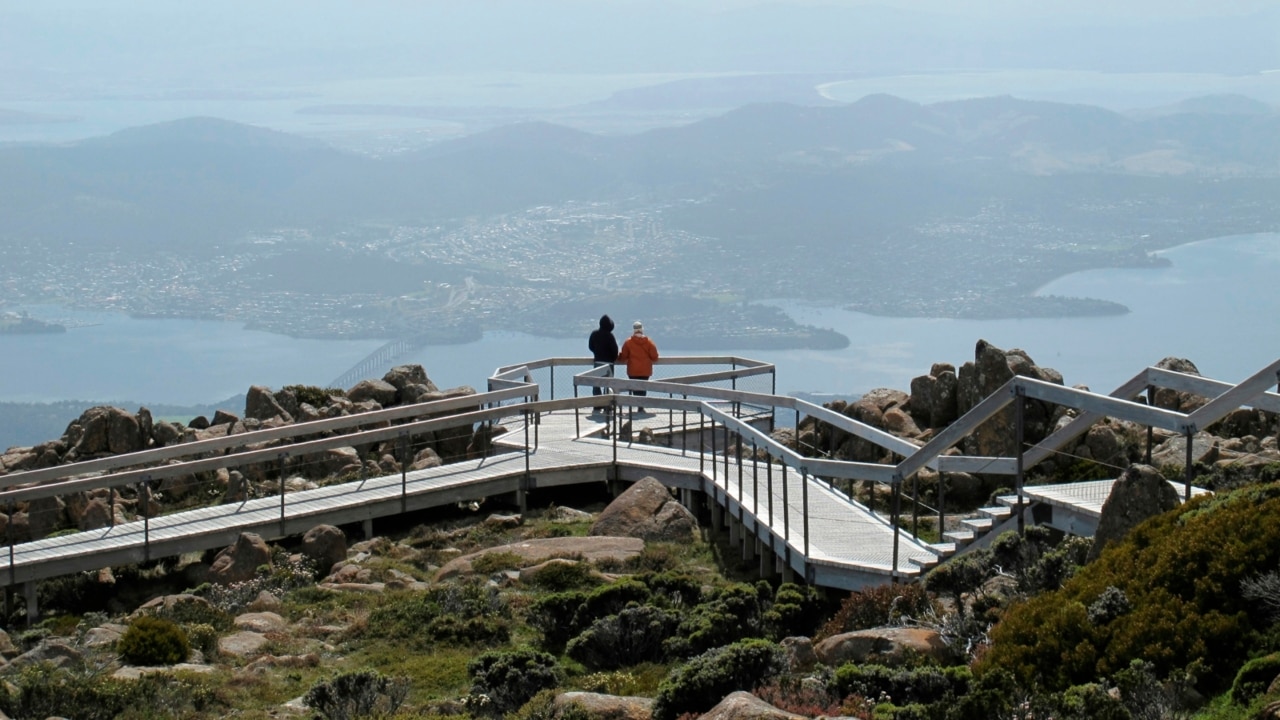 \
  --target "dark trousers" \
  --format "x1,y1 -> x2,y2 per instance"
592,362 -> 613,396
629,375 -> 650,397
